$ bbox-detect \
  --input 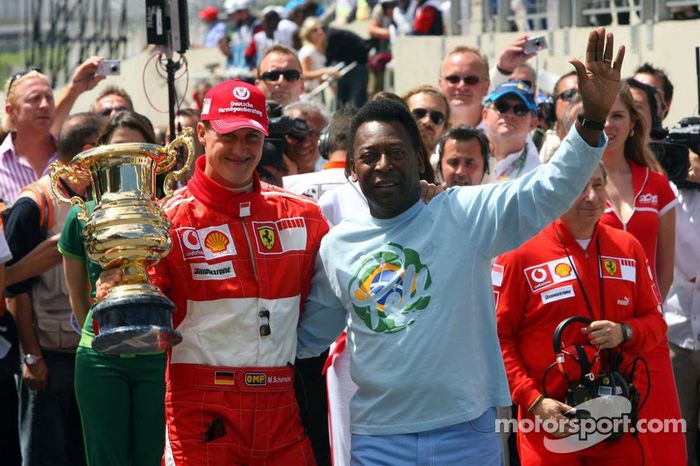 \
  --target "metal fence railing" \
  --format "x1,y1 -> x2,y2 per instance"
465,0 -> 699,34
